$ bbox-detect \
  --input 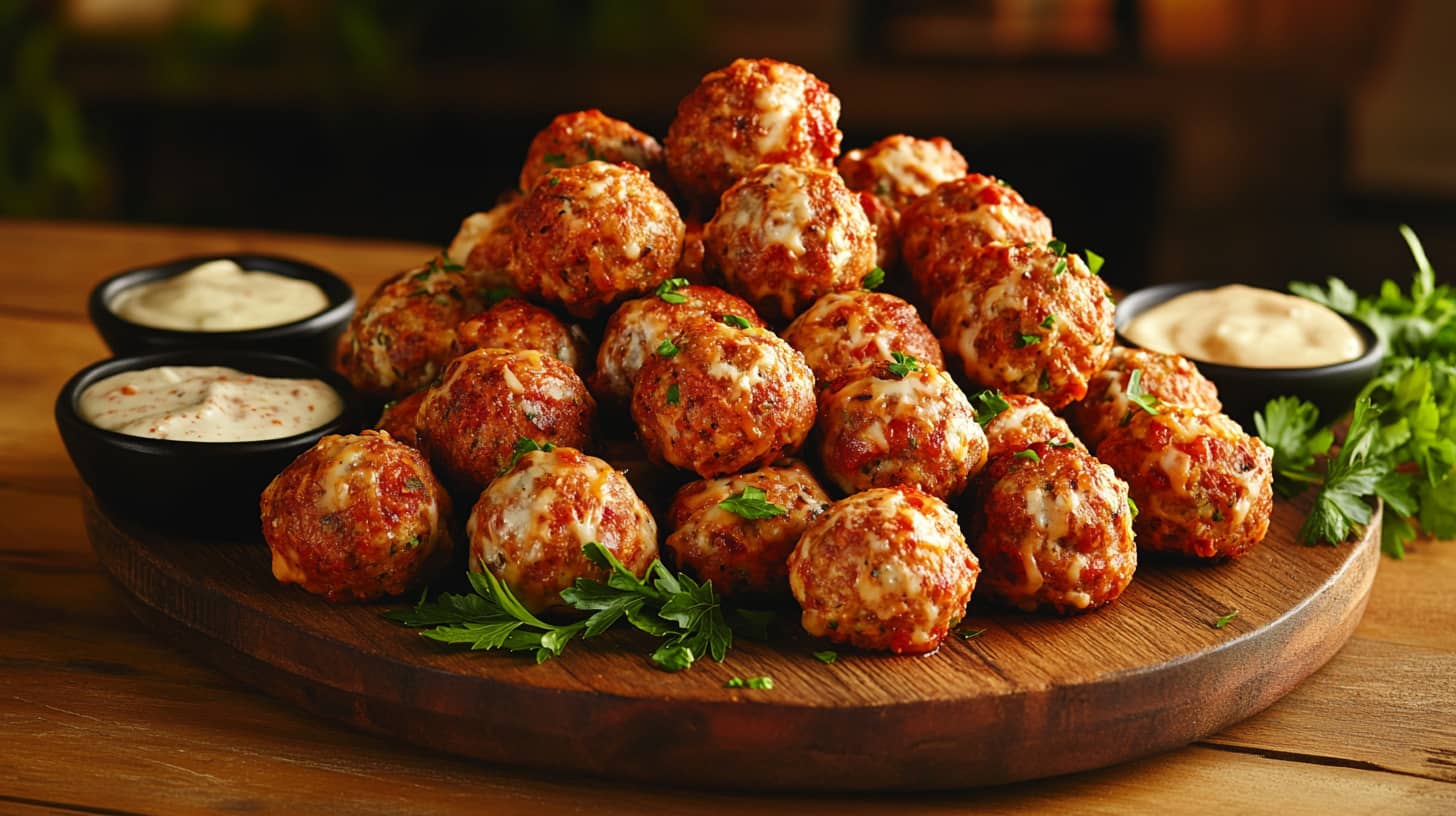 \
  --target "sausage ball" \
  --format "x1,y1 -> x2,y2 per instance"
1095,407 -> 1274,559
374,388 -> 426,449
1063,346 -> 1223,450
664,459 -> 831,601
665,57 -> 843,206
452,298 -> 592,378
631,322 -> 816,478
815,359 -> 986,499
511,160 -> 685,318
979,392 -> 1085,461
337,260 -> 483,399
261,431 -> 453,602
447,195 -> 519,292
417,348 -> 595,497
676,217 -> 710,283
899,174 -> 1053,301
838,134 -> 970,211
518,109 -> 667,193
781,289 -> 942,383
856,190 -> 900,271
592,283 -> 764,406
704,163 -> 876,322
788,486 -> 979,654
965,443 -> 1135,614
931,244 -> 1115,411
468,446 -> 657,614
